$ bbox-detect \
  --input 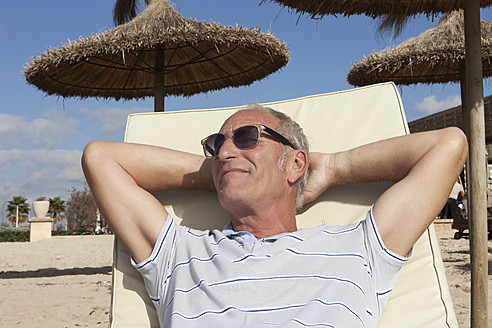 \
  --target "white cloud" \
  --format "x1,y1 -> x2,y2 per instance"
0,110 -> 80,149
57,166 -> 84,181
413,95 -> 461,115
0,149 -> 85,208
0,114 -> 26,148
79,106 -> 141,139
0,104 -> 148,213
0,149 -> 23,167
